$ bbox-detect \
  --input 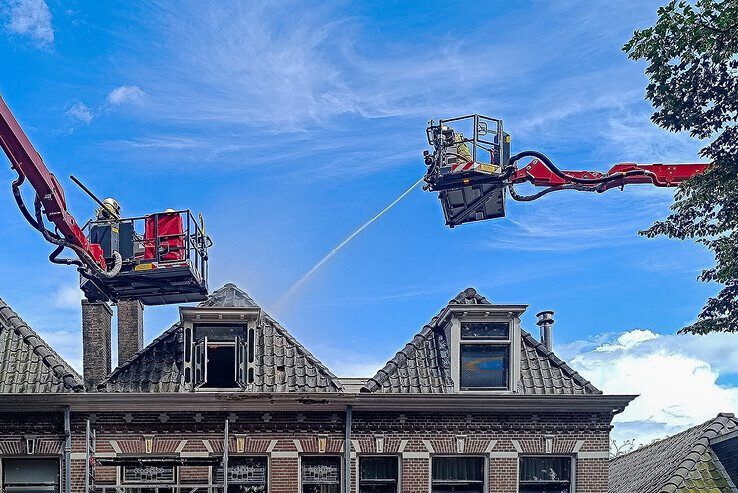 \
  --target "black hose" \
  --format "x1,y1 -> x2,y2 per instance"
11,168 -> 42,231
49,244 -> 83,267
508,150 -> 659,186
508,183 -> 591,202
